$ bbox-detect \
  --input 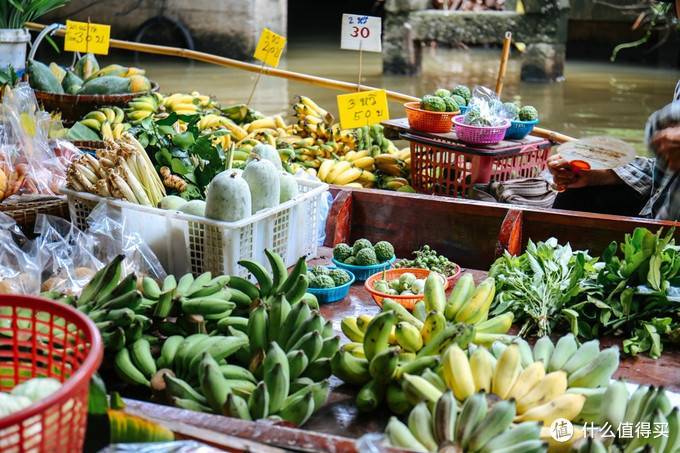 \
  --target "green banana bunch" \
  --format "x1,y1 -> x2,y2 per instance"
385,390 -> 546,453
